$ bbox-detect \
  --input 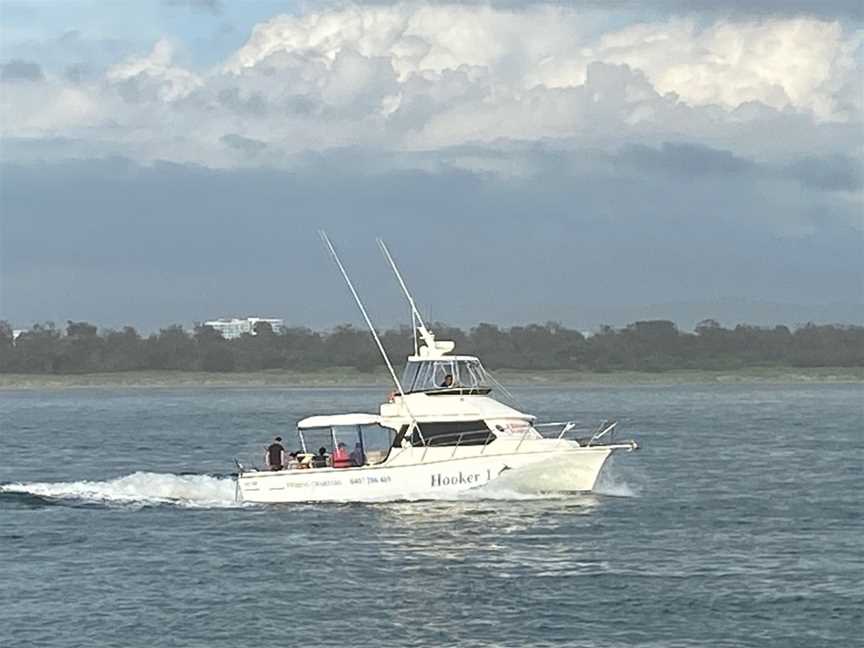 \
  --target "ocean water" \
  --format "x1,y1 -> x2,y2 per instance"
0,383 -> 861,647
